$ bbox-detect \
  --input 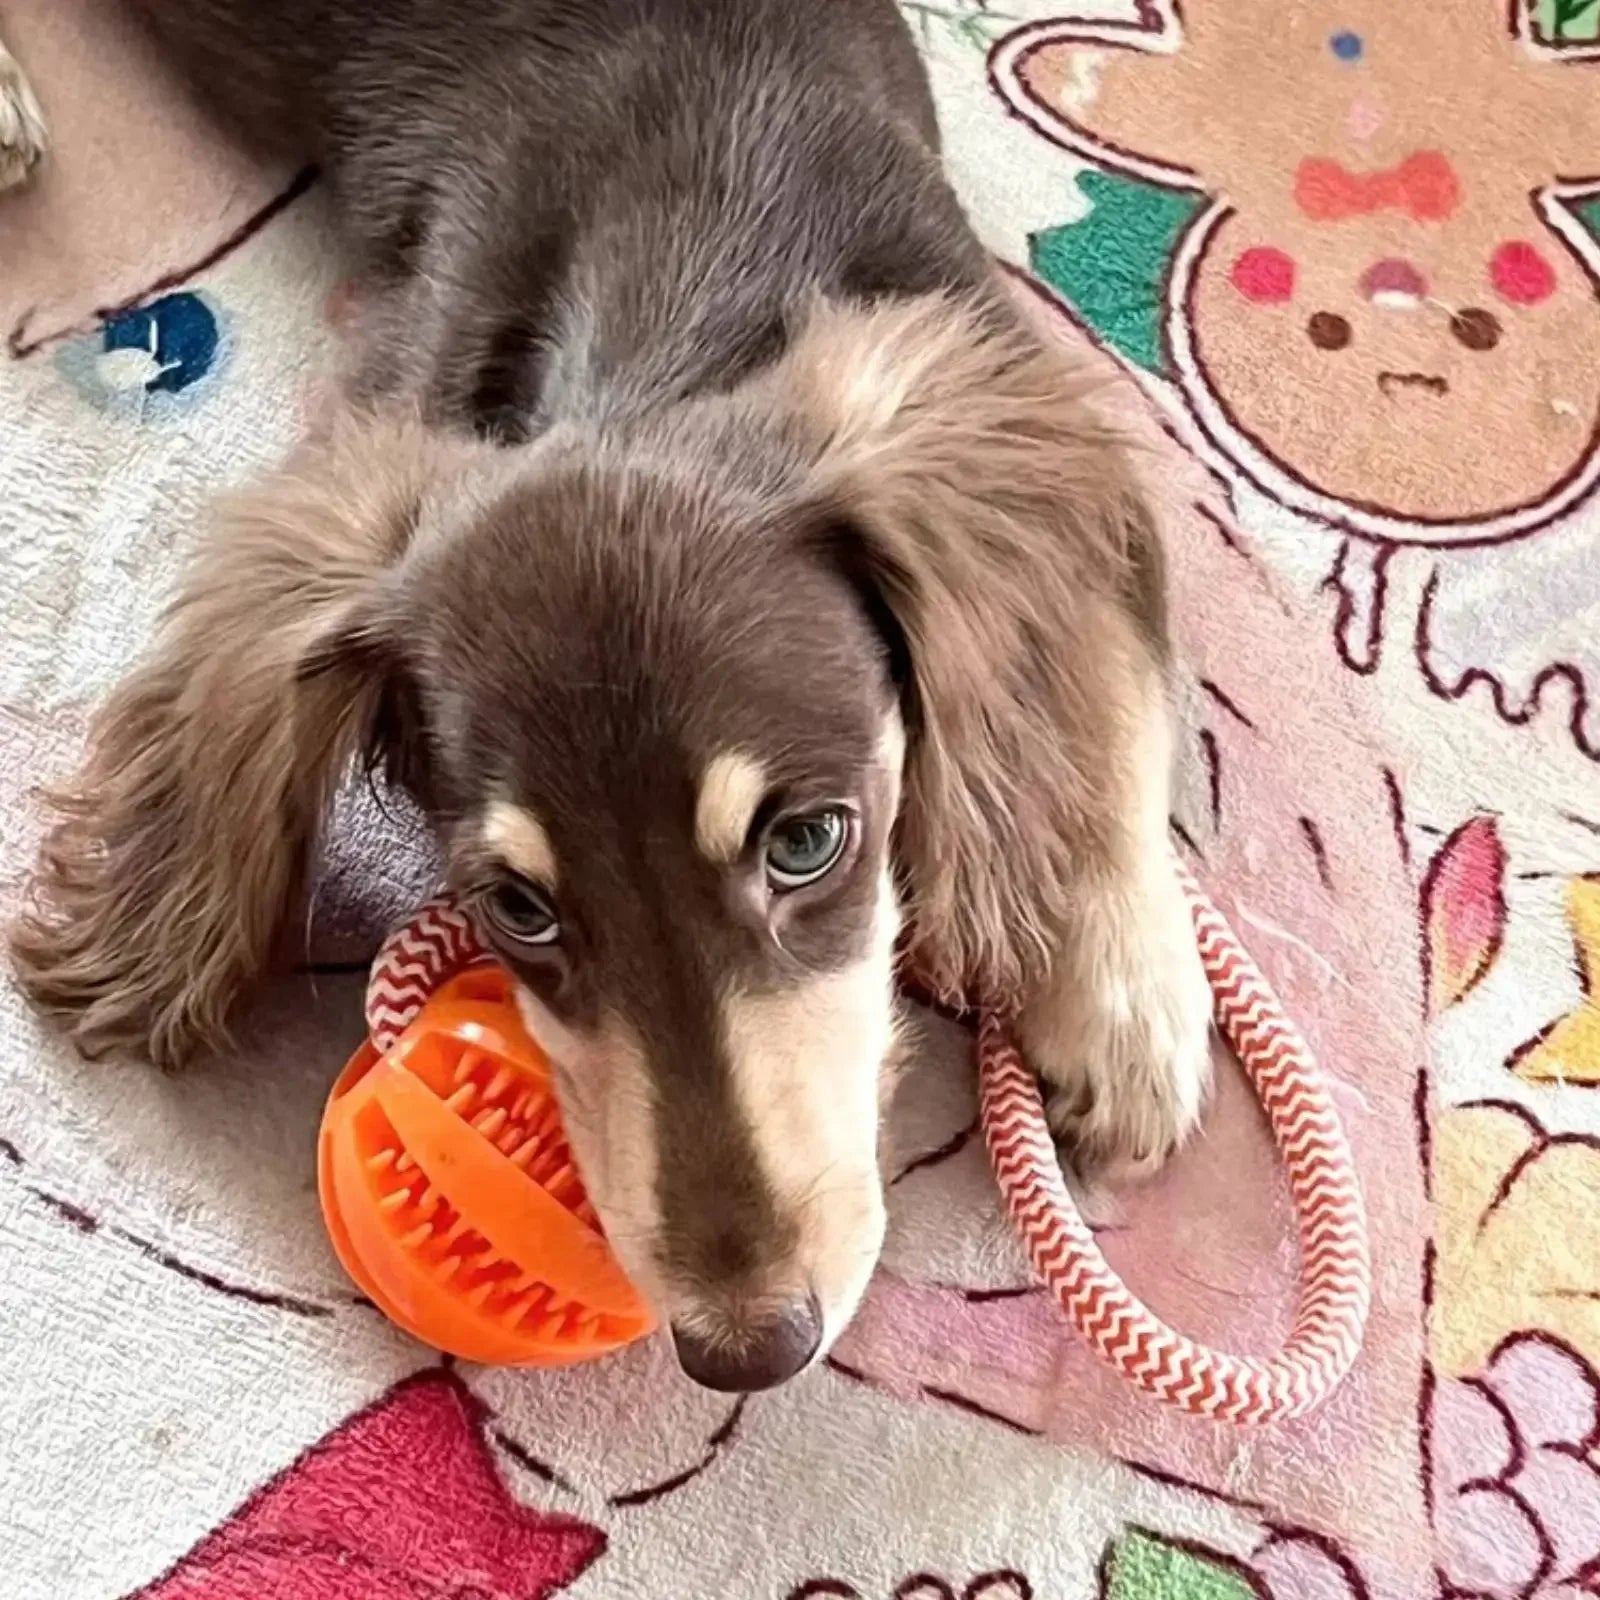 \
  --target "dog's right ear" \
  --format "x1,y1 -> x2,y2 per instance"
8,410 -> 480,1068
